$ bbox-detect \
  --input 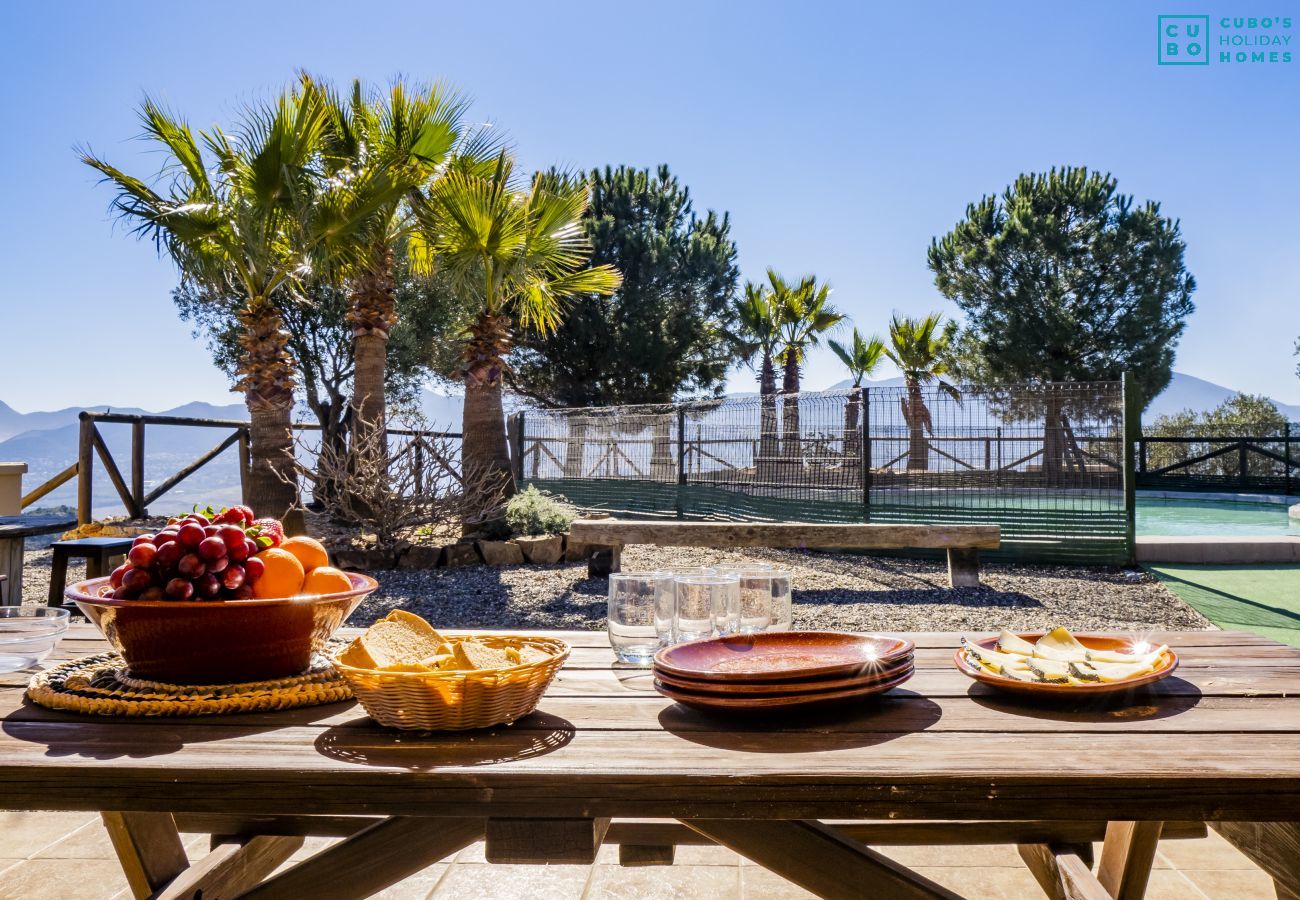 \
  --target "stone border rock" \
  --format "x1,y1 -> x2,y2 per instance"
329,533 -> 617,572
